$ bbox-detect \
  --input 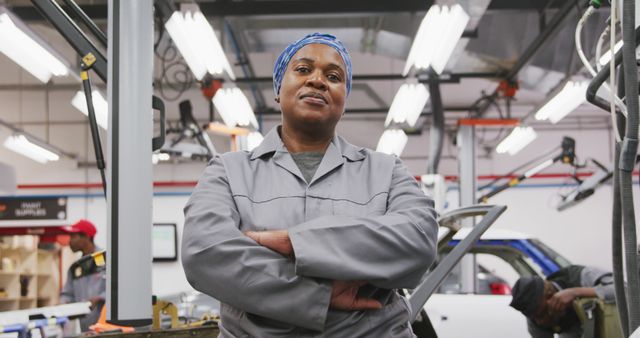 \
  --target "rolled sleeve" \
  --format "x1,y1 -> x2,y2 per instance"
580,266 -> 616,303
289,157 -> 438,289
182,156 -> 332,331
